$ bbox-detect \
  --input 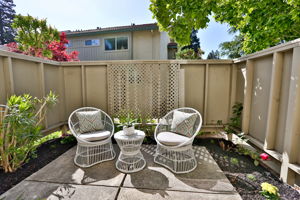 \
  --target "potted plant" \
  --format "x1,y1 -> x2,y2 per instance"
119,113 -> 137,136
